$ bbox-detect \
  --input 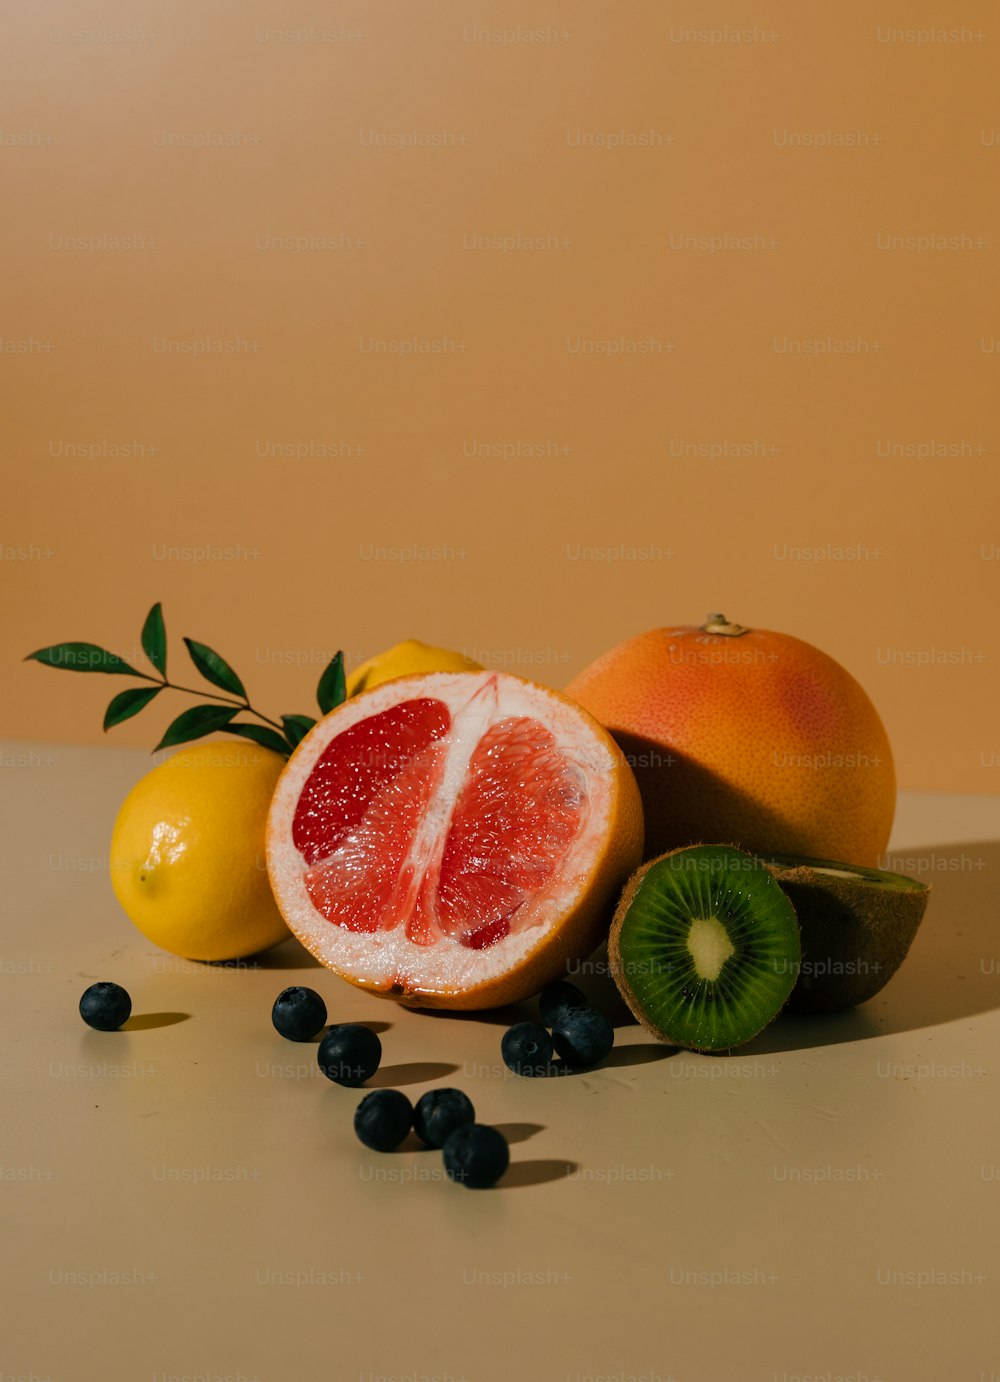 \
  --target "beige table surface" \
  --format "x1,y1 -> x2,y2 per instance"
3,740 -> 999,1382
